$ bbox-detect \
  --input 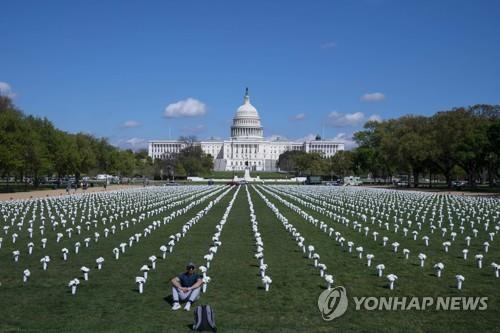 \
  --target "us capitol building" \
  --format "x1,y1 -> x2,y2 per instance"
148,89 -> 344,171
